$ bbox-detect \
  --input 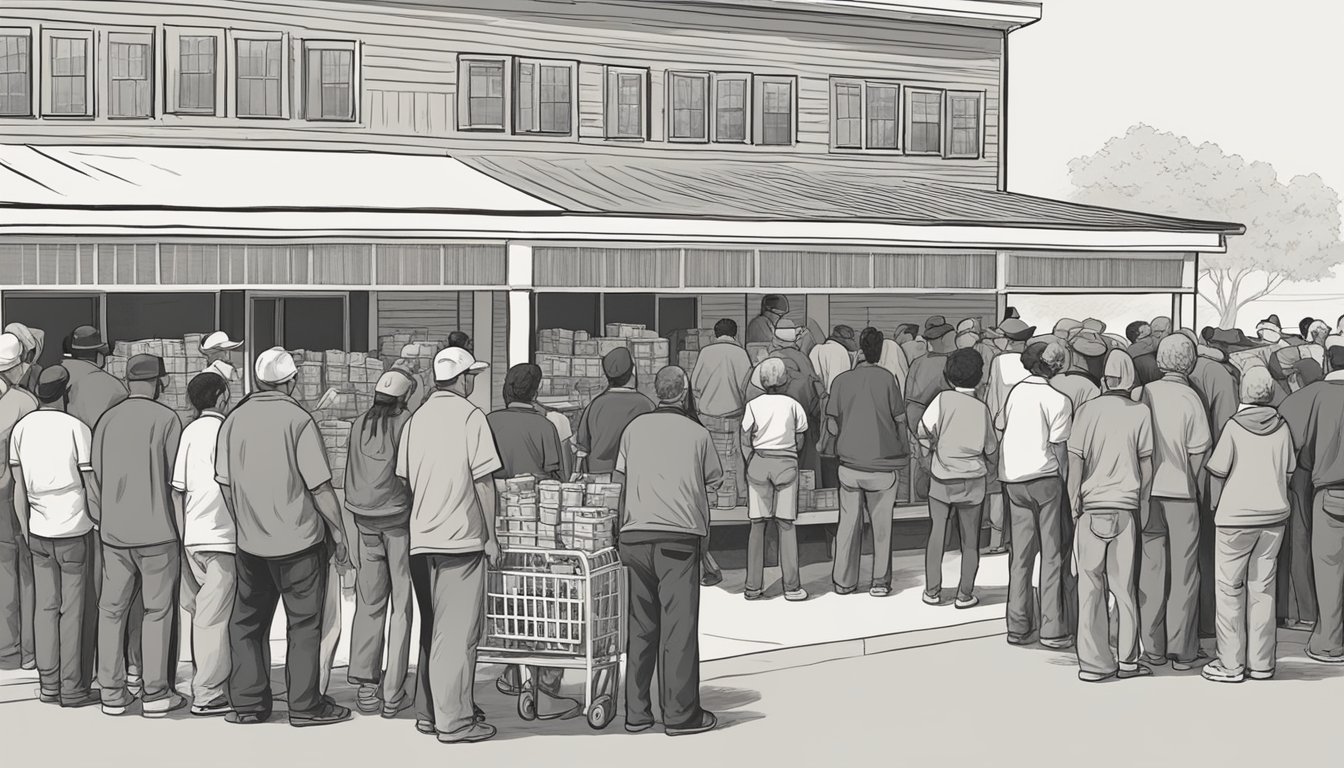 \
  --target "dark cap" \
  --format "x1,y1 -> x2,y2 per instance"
69,325 -> 108,352
126,354 -> 167,382
602,347 -> 634,379
922,315 -> 955,341
36,365 -> 71,402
